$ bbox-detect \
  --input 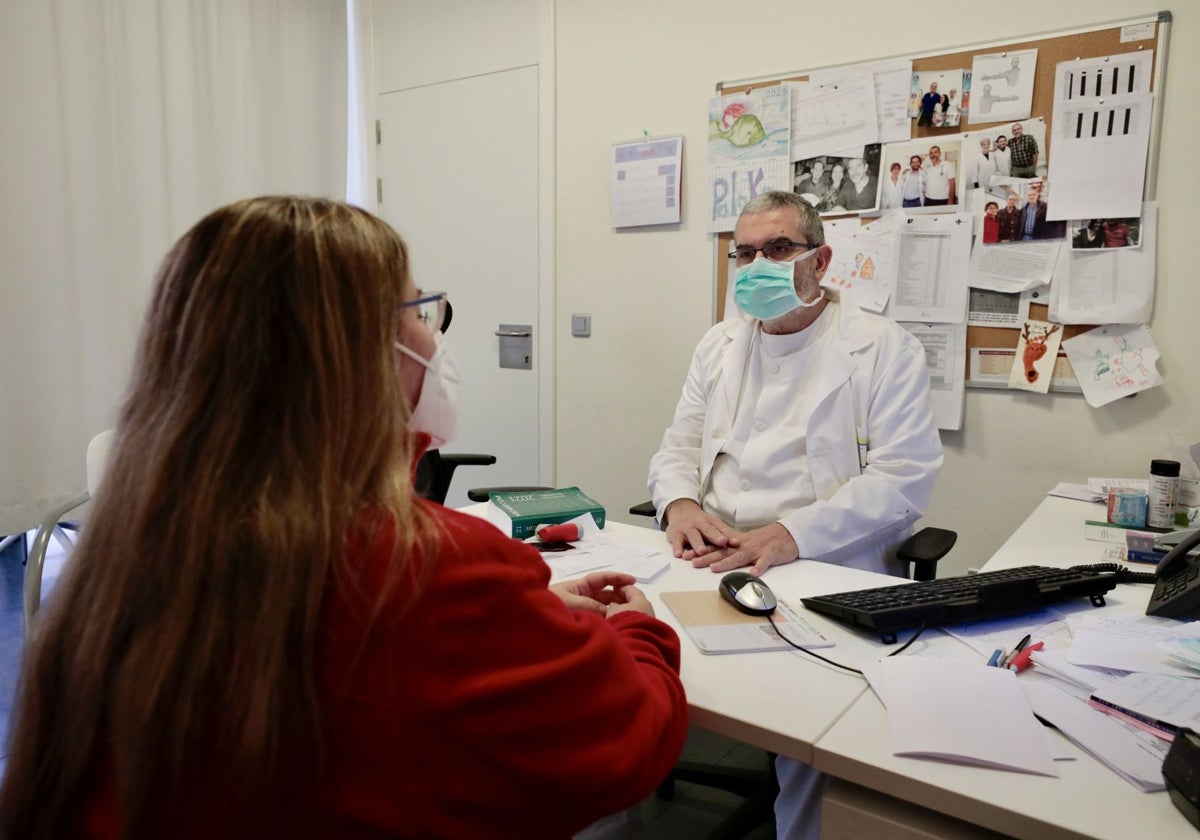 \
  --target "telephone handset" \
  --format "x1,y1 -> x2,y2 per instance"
1146,528 -> 1200,619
